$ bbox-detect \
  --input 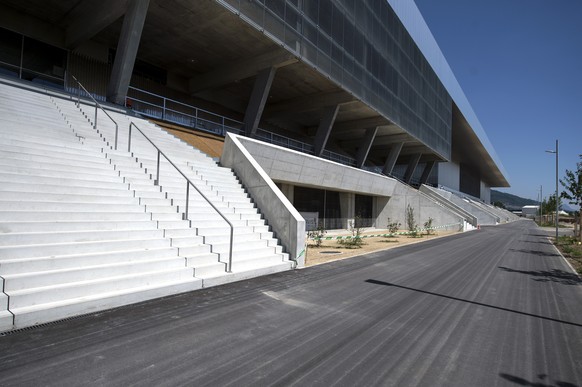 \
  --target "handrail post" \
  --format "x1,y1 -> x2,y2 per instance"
77,83 -> 80,107
228,227 -> 233,273
184,182 -> 190,220
94,102 -> 97,129
162,97 -> 166,120
128,123 -> 133,153
155,150 -> 161,185
114,123 -> 118,150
